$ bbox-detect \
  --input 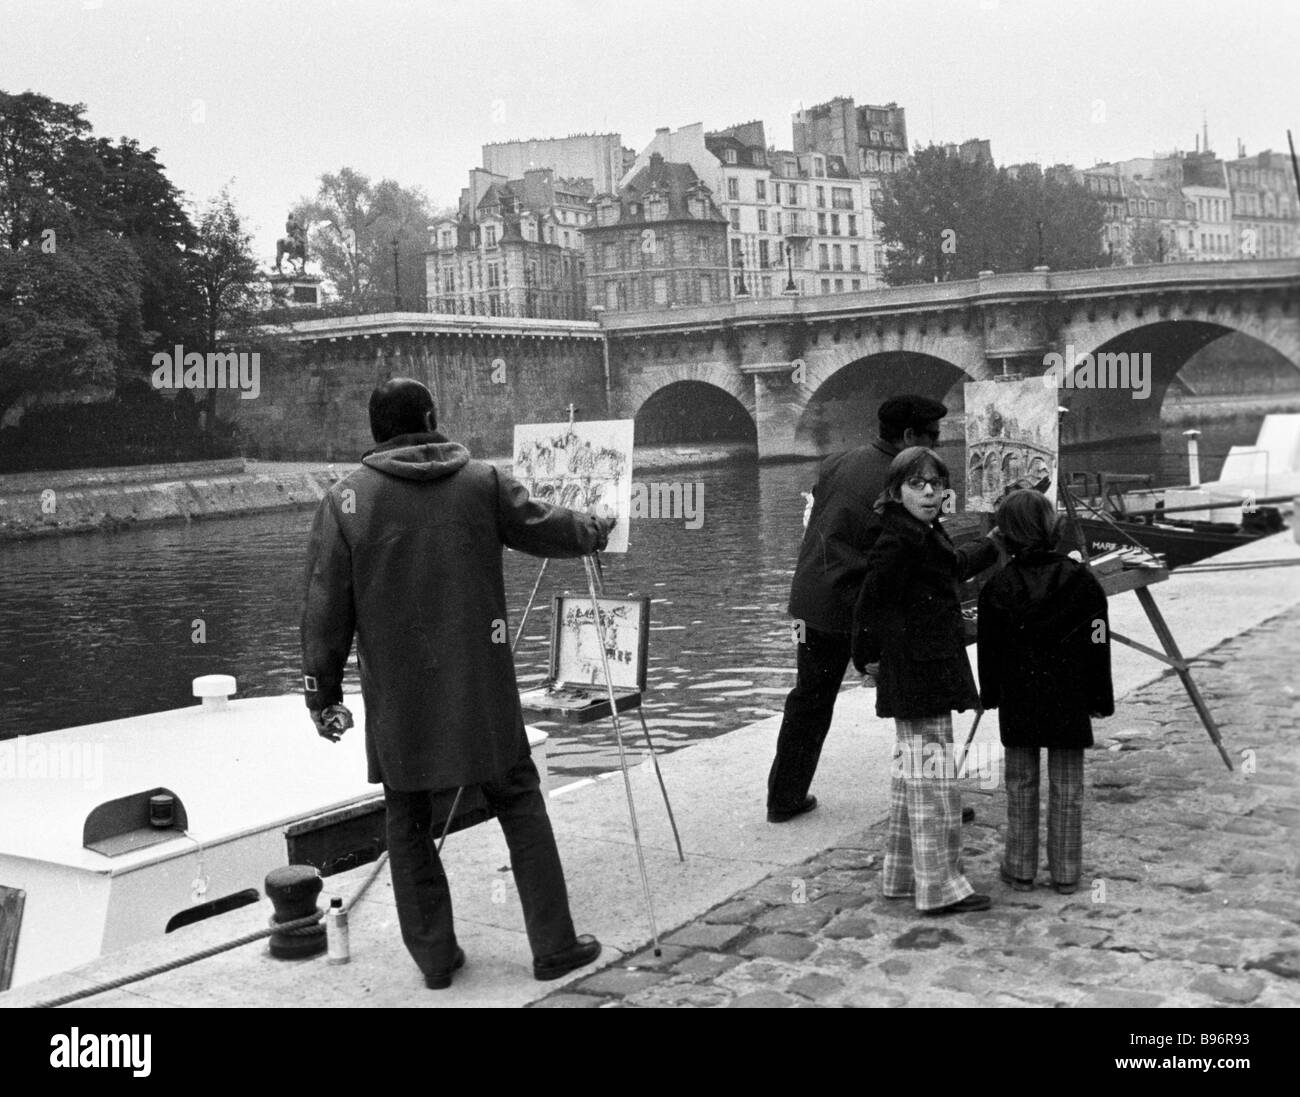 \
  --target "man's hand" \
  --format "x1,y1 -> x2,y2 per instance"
590,503 -> 618,549
311,703 -> 354,742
